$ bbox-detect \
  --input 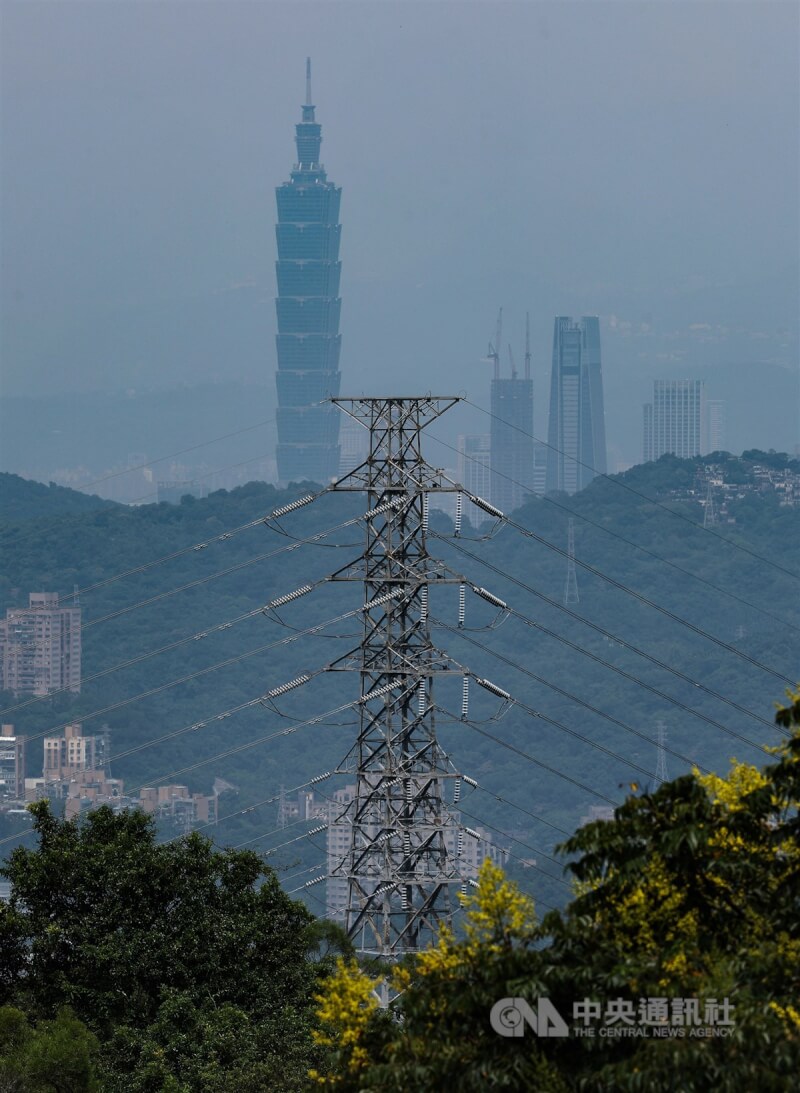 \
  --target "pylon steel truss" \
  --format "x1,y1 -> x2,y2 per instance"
327,397 -> 466,958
